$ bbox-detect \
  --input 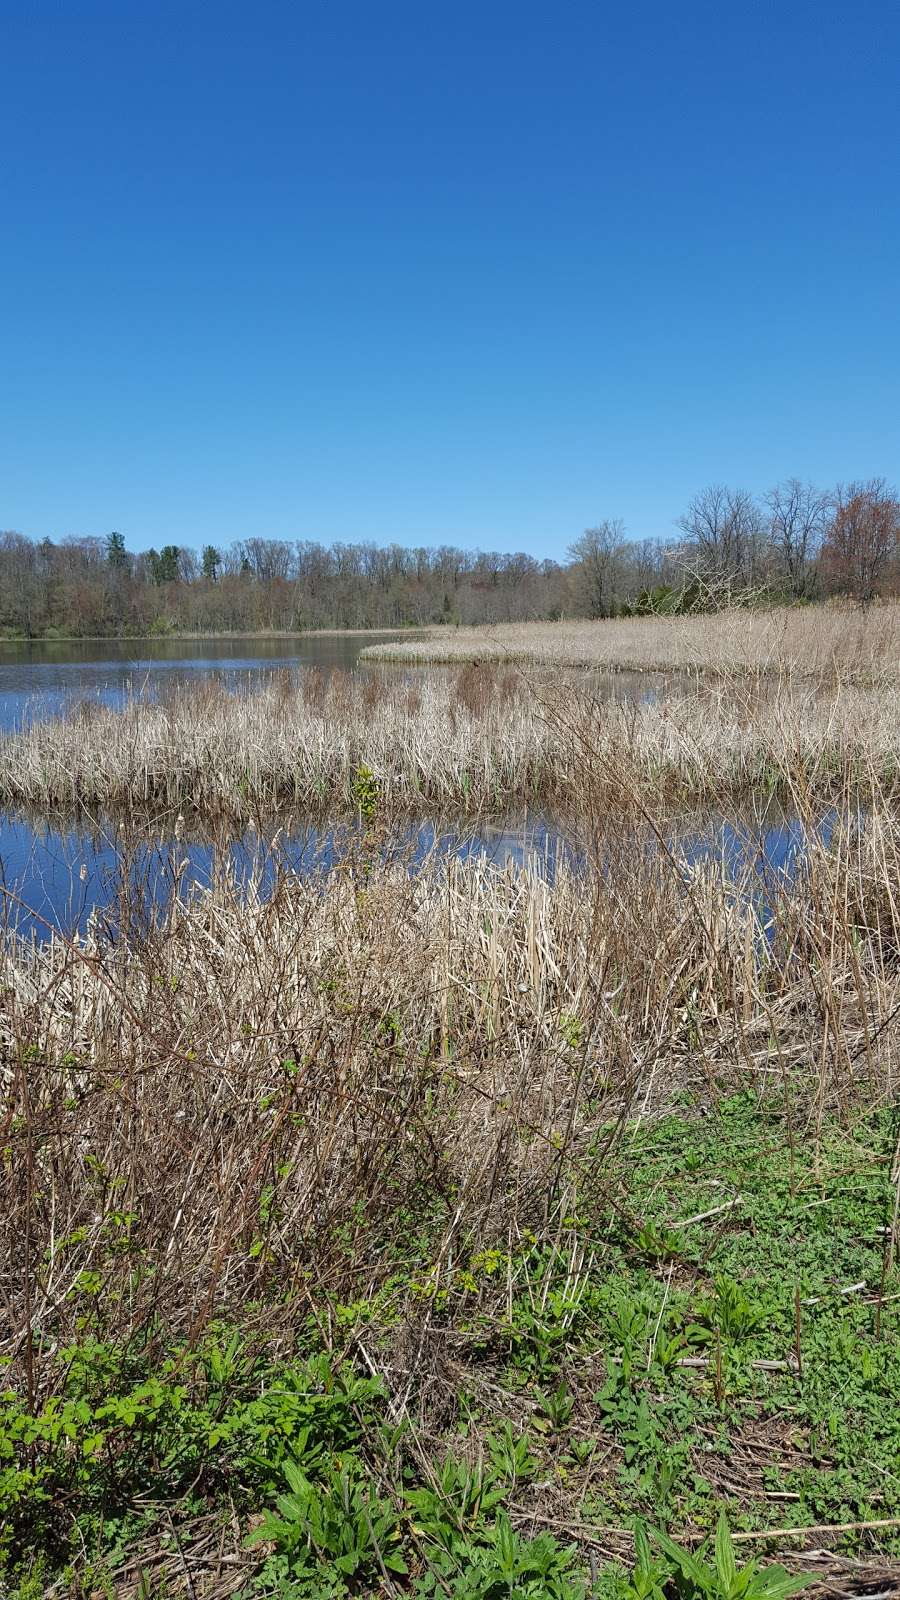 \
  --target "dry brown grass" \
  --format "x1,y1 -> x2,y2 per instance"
3,734 -> 900,1593
0,665 -> 896,817
361,601 -> 900,681
2,788 -> 898,1371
